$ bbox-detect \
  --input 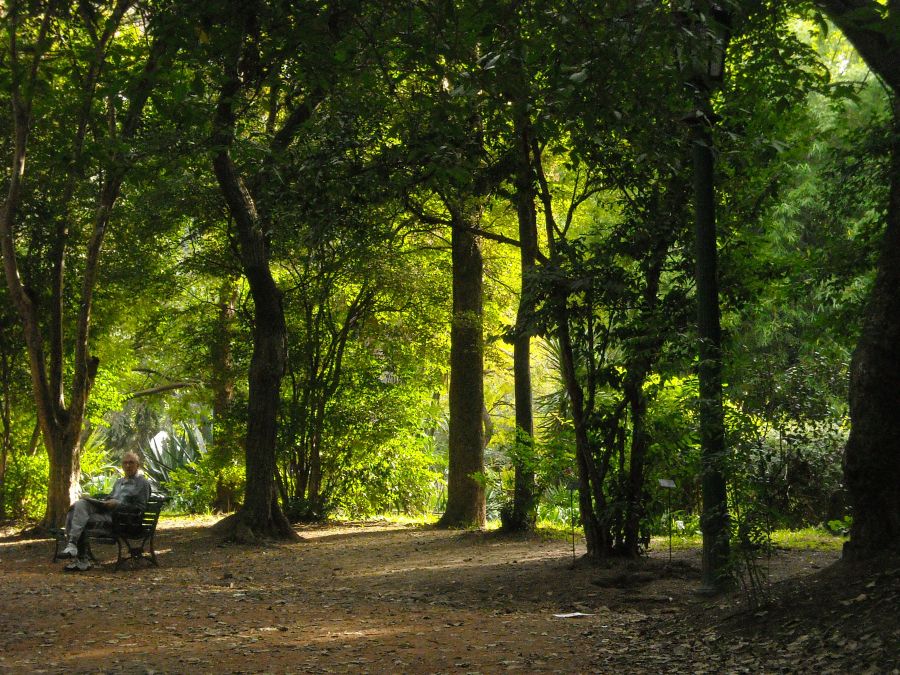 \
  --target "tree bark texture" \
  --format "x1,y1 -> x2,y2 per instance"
843,102 -> 900,558
438,205 -> 486,528
211,149 -> 296,542
507,110 -> 539,532
692,114 -> 730,589
814,0 -> 900,559
211,54 -> 296,540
